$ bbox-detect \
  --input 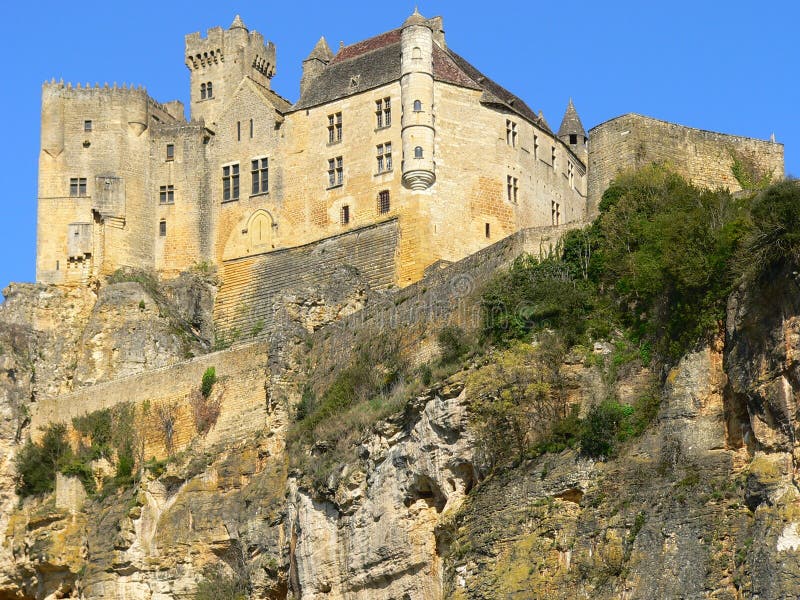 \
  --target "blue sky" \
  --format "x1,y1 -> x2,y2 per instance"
2,1 -> 797,288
